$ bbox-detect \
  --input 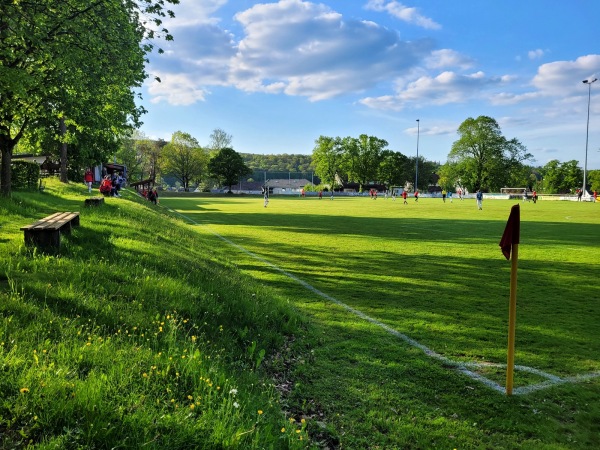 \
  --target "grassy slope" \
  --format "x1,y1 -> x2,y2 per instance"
0,180 -> 310,449
160,194 -> 600,449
